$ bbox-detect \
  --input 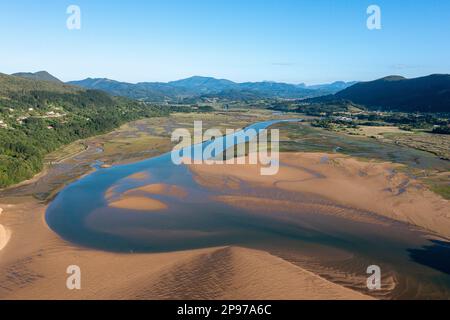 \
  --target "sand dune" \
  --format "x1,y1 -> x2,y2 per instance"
131,246 -> 371,300
189,152 -> 450,239
0,199 -> 369,299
